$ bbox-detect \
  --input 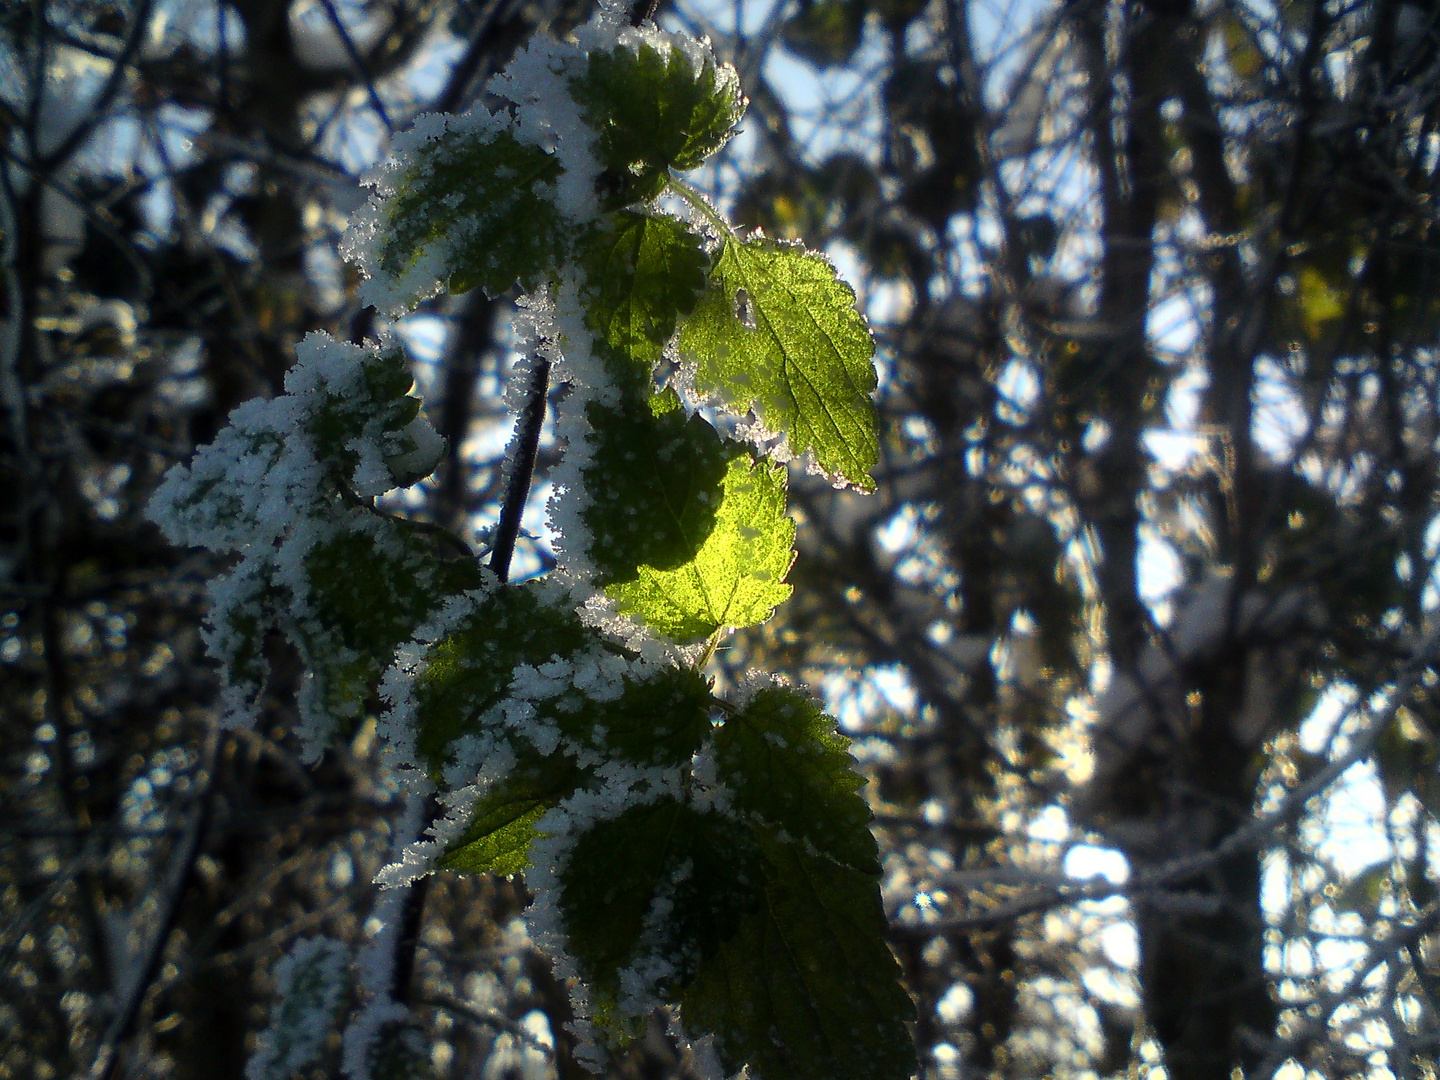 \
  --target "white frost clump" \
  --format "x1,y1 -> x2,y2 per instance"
148,330 -> 436,551
486,35 -> 600,226
343,109 -> 508,314
247,936 -> 352,1080
146,331 -> 445,746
